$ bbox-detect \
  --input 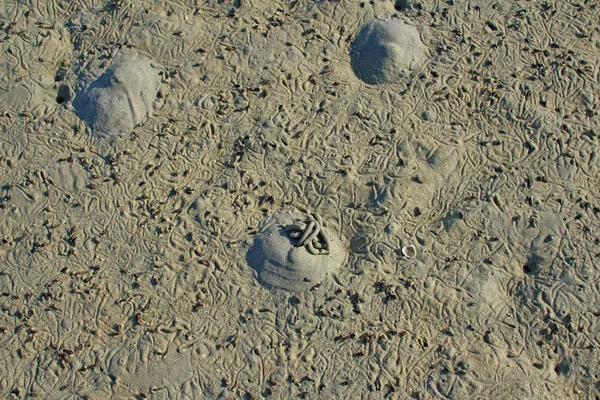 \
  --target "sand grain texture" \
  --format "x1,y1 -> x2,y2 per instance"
0,0 -> 599,399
